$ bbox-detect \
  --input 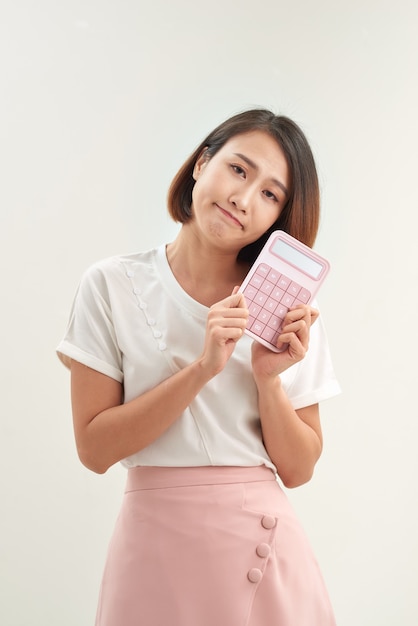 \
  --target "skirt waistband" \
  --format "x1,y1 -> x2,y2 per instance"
125,465 -> 276,491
